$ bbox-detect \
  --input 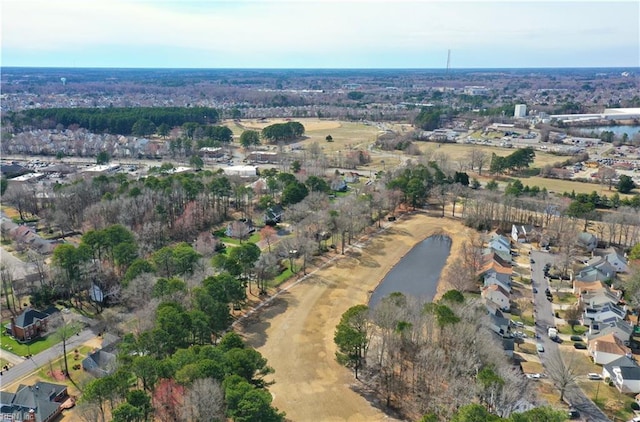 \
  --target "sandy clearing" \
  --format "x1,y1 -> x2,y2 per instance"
225,118 -> 343,132
239,212 -> 473,422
